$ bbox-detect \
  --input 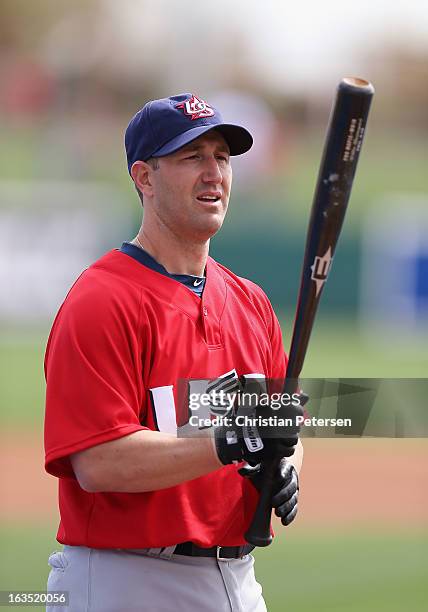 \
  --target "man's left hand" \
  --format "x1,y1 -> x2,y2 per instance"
239,458 -> 299,526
